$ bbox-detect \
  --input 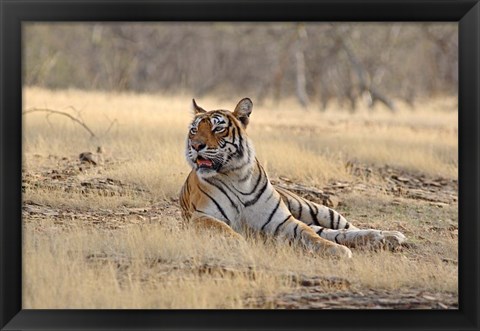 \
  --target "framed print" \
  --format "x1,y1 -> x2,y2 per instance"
1,0 -> 479,330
